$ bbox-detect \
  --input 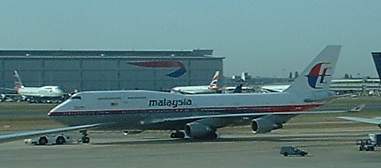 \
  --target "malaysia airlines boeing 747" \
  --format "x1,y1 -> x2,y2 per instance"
1,45 -> 350,144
